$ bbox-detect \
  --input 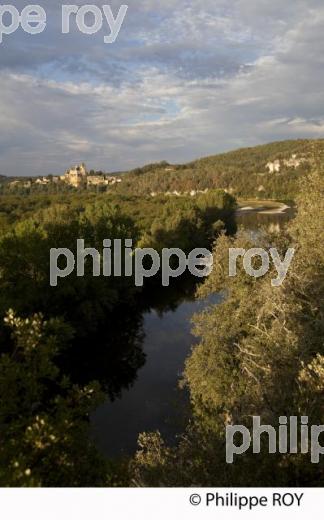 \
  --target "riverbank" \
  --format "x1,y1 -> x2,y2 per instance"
236,199 -> 291,215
